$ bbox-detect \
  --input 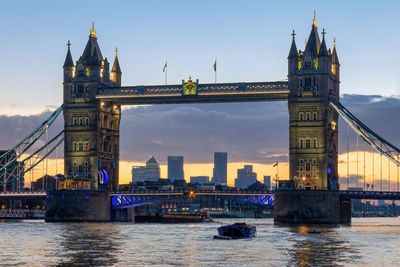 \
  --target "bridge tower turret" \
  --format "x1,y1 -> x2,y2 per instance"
62,24 -> 121,191
287,14 -> 340,190
110,48 -> 122,87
